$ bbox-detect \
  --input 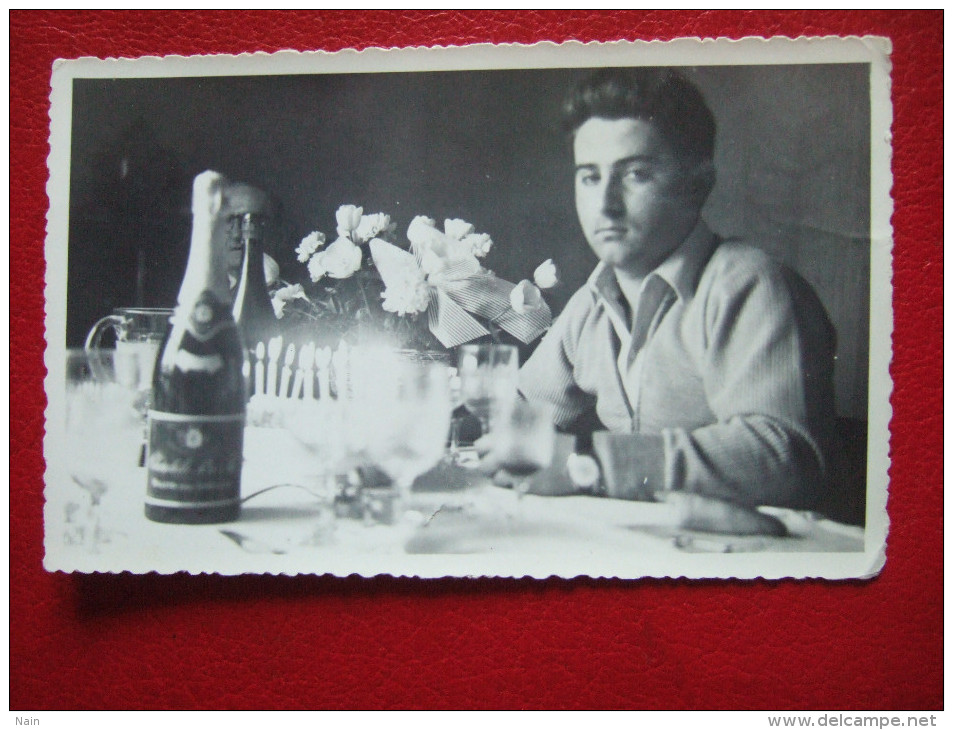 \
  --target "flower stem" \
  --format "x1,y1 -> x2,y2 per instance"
357,273 -> 373,313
